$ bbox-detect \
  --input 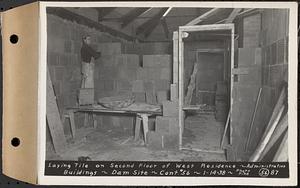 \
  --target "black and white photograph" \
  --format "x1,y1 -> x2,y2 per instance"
45,5 -> 290,162
39,2 -> 297,183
